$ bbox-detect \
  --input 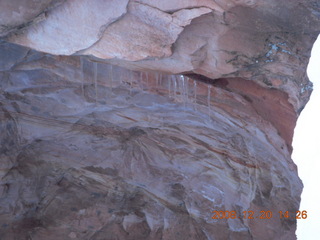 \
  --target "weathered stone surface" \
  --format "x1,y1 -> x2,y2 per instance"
0,42 -> 304,239
0,40 -> 29,71
7,0 -> 129,55
81,3 -> 212,61
0,0 -> 58,37
0,0 -> 319,239
4,0 -> 320,113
